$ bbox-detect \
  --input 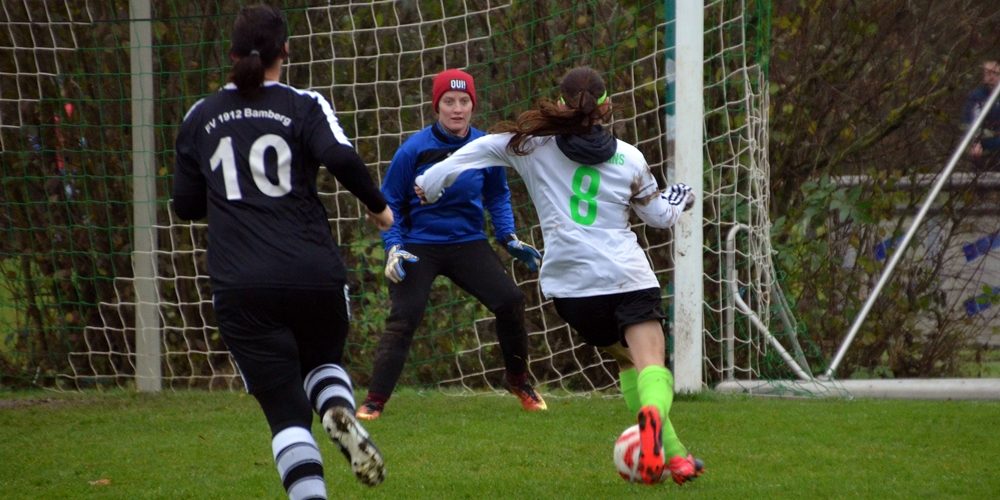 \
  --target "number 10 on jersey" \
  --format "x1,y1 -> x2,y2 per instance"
210,134 -> 293,200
